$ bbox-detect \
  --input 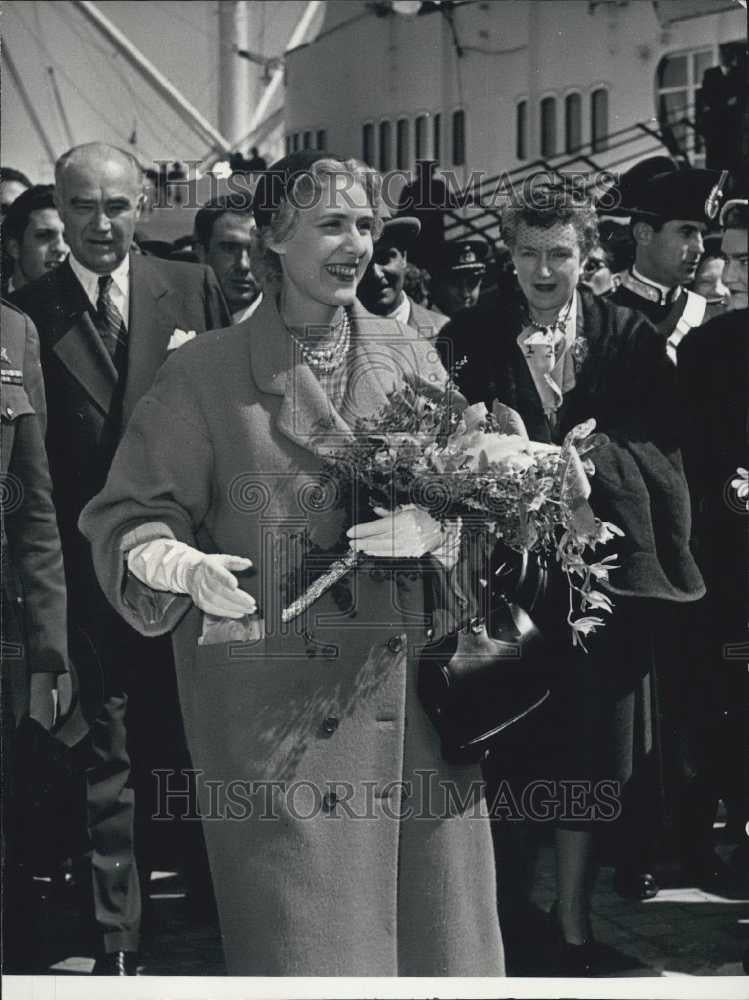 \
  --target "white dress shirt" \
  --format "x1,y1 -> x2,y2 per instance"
387,292 -> 412,326
69,253 -> 130,325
